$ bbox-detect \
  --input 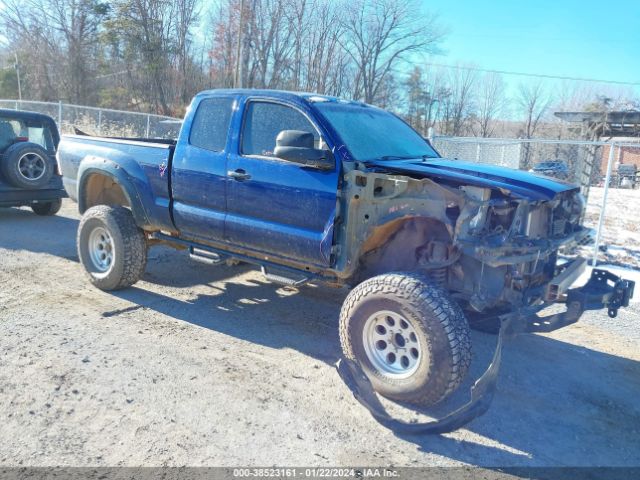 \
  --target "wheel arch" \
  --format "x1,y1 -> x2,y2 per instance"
77,162 -> 150,228
353,216 -> 454,283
